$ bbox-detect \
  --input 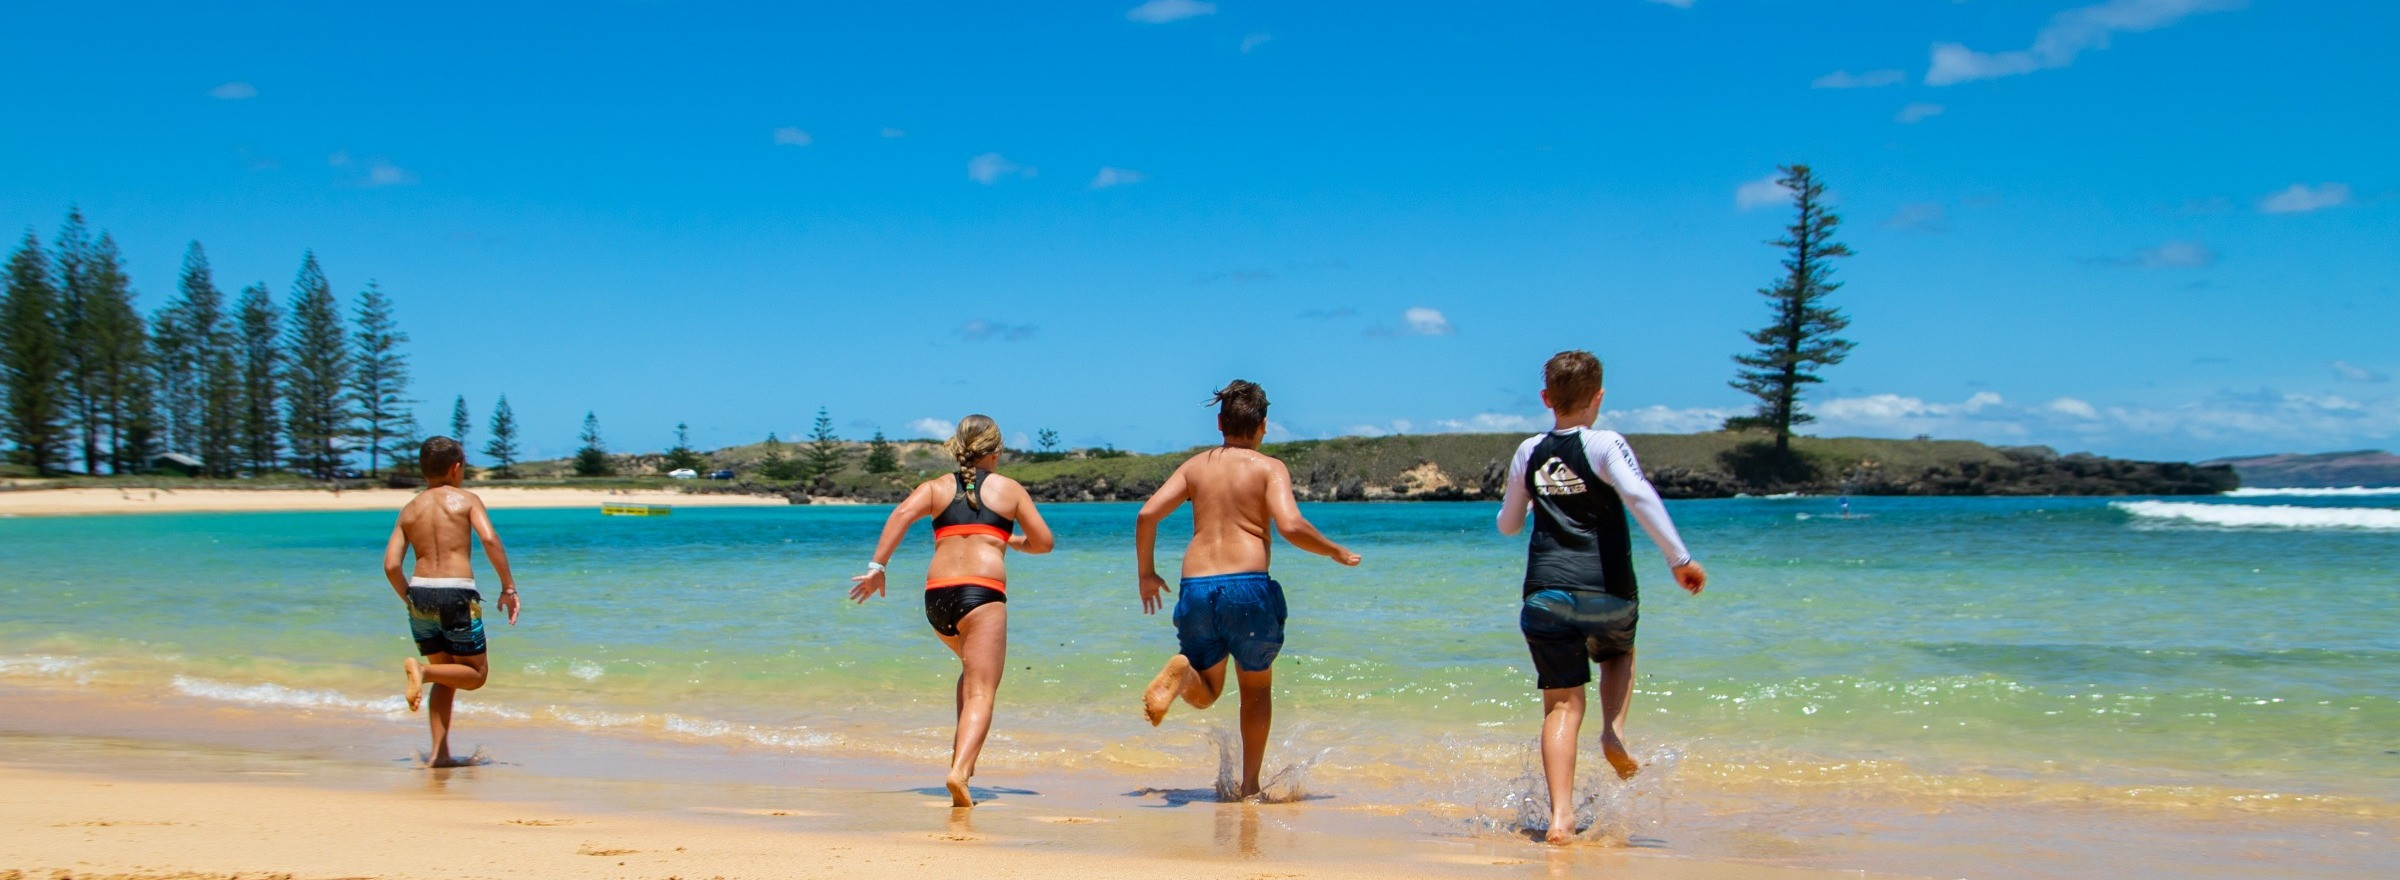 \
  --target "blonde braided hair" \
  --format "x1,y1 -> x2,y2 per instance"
944,414 -> 1003,510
